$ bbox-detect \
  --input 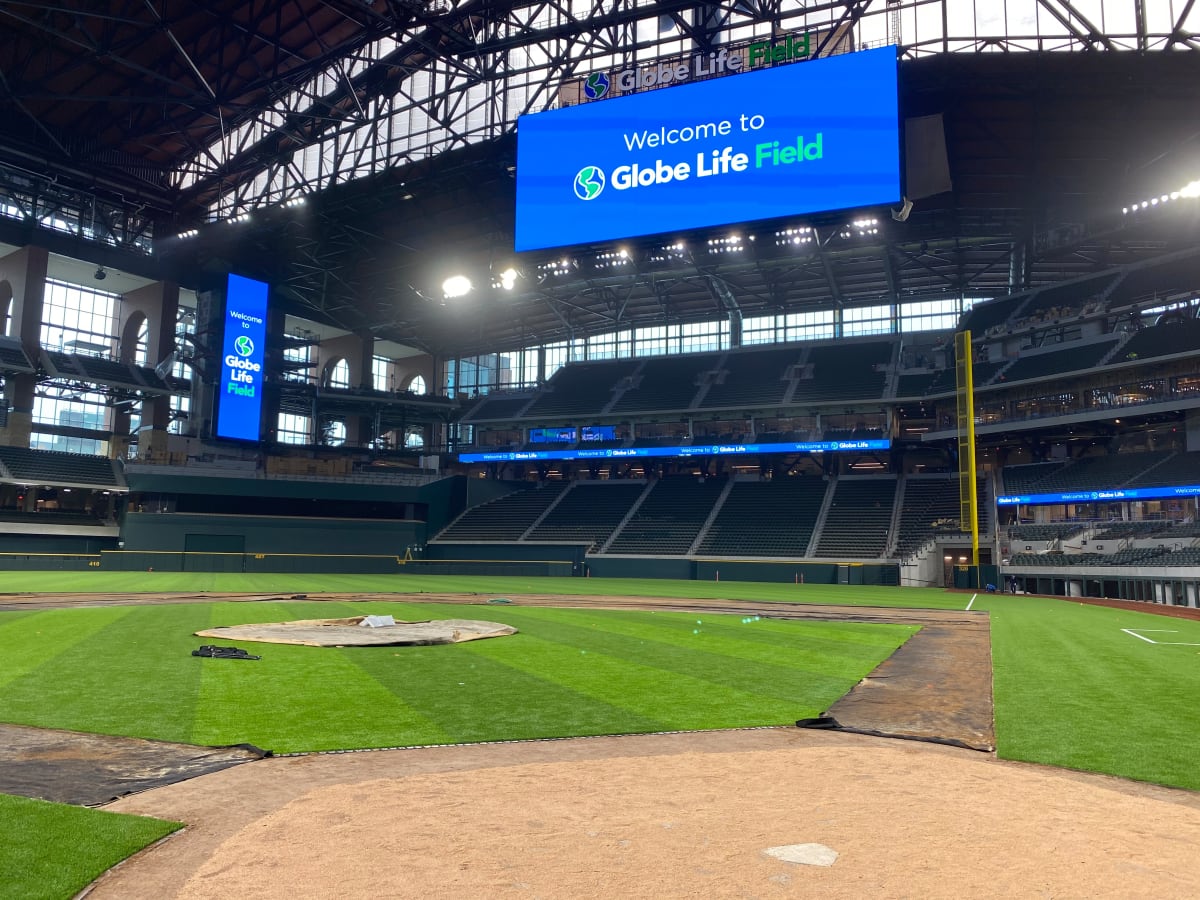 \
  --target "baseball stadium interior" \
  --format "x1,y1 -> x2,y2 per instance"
1,0 -> 1199,602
